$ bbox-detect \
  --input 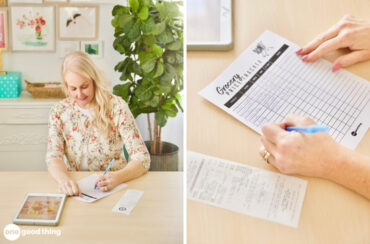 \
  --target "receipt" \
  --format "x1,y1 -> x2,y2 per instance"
187,151 -> 307,228
112,189 -> 144,215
